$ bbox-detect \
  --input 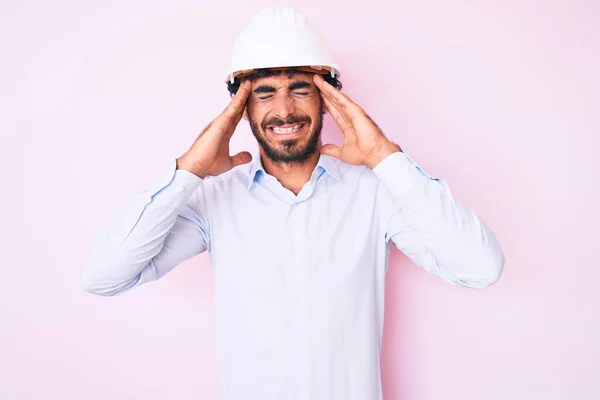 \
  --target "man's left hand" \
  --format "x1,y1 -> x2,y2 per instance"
313,74 -> 402,169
